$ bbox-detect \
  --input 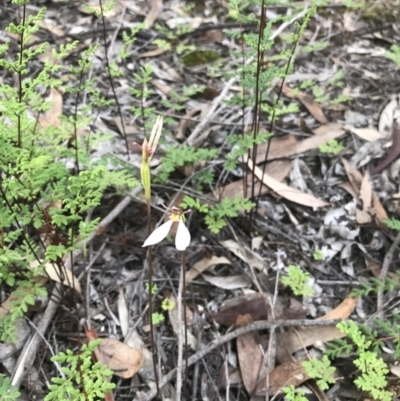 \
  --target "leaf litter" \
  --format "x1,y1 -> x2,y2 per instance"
3,1 -> 400,400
